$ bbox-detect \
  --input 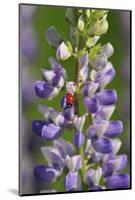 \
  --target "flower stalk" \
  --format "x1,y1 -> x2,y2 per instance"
32,8 -> 130,193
